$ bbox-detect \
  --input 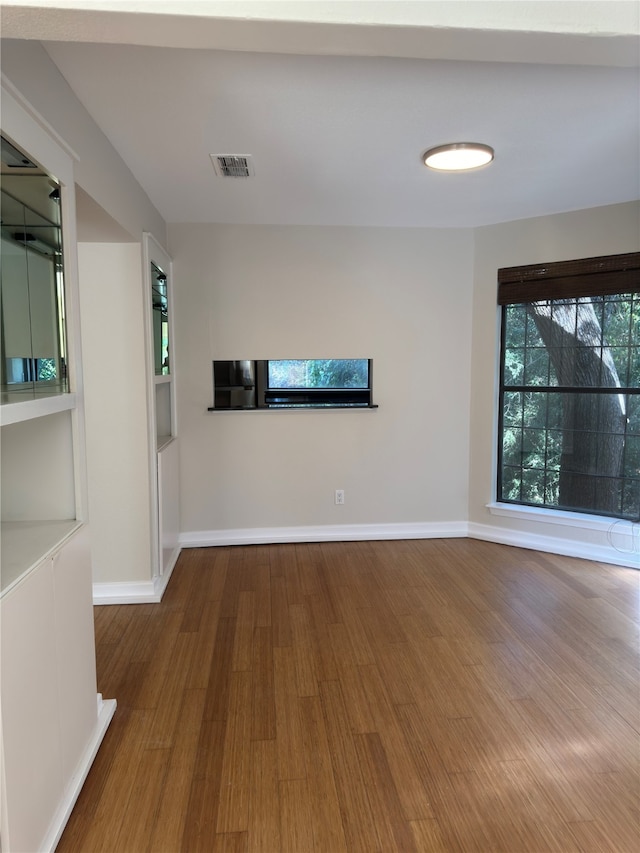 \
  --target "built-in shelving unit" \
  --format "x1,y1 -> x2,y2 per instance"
1,80 -> 113,853
0,134 -> 81,593
1,405 -> 78,594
